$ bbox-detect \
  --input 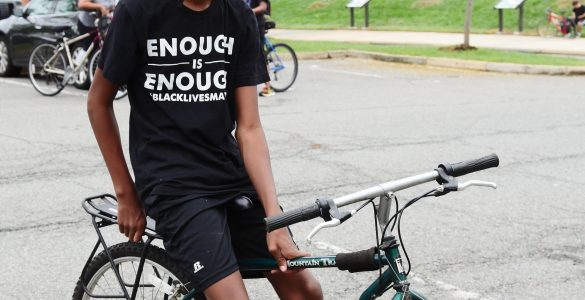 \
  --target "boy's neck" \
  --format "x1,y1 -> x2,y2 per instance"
182,0 -> 214,12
